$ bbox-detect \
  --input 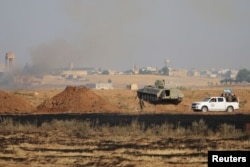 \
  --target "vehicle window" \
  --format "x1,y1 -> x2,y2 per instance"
209,98 -> 216,102
218,98 -> 224,102
202,98 -> 210,102
165,90 -> 170,96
